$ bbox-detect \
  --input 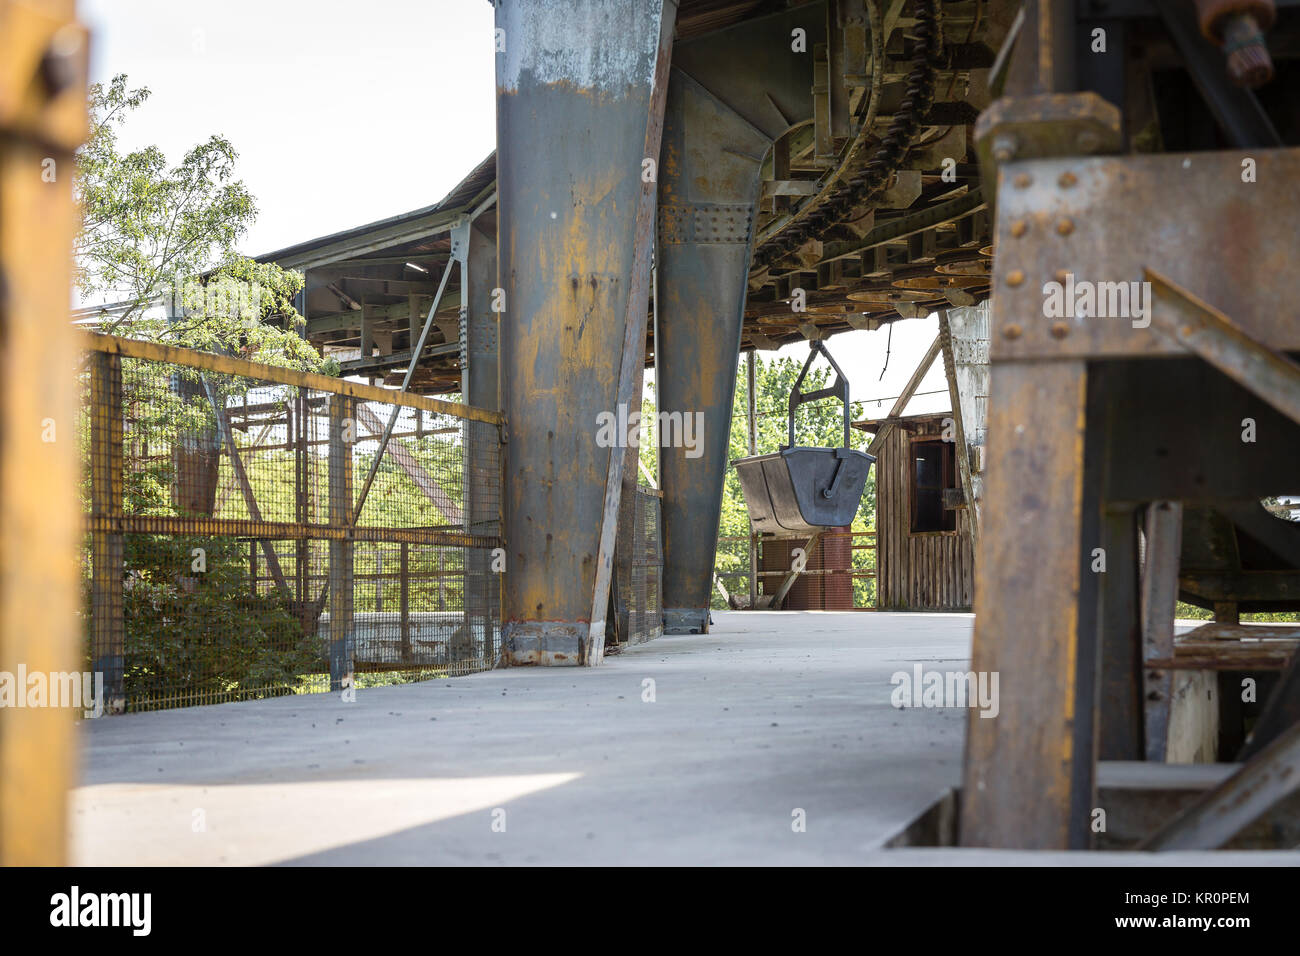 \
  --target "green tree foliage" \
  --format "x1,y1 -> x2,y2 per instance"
114,536 -> 316,705
76,74 -> 327,373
